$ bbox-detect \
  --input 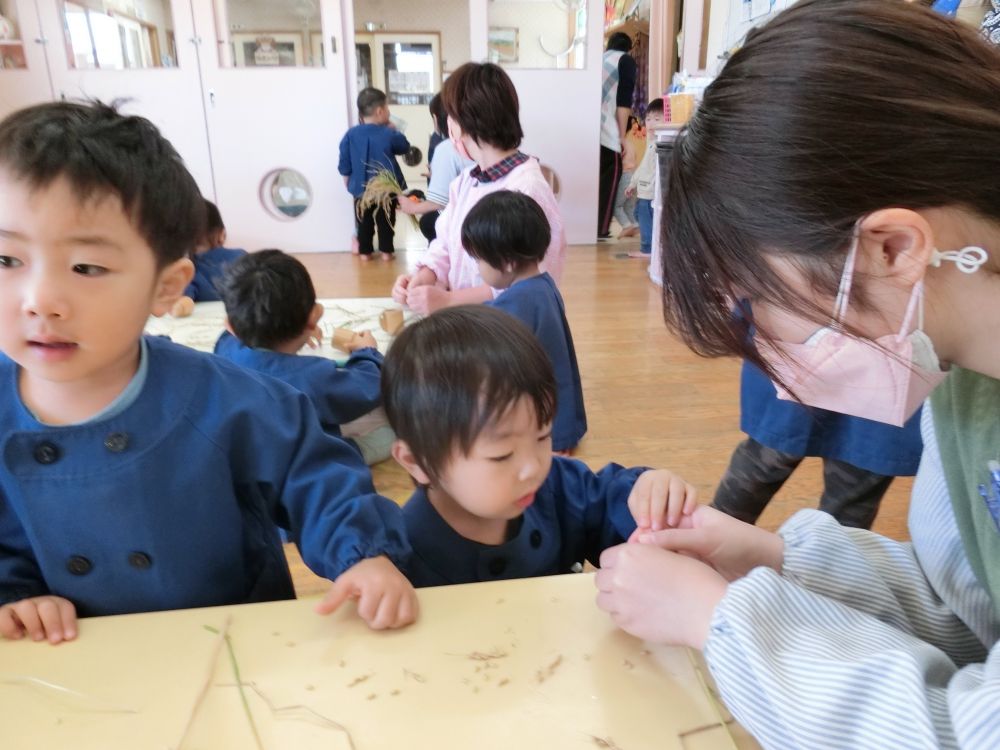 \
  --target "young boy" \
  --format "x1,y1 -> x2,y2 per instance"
338,87 -> 410,260
170,199 -> 246,317
215,249 -> 391,464
462,190 -> 586,454
626,98 -> 666,257
0,101 -> 416,645
382,305 -> 696,587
